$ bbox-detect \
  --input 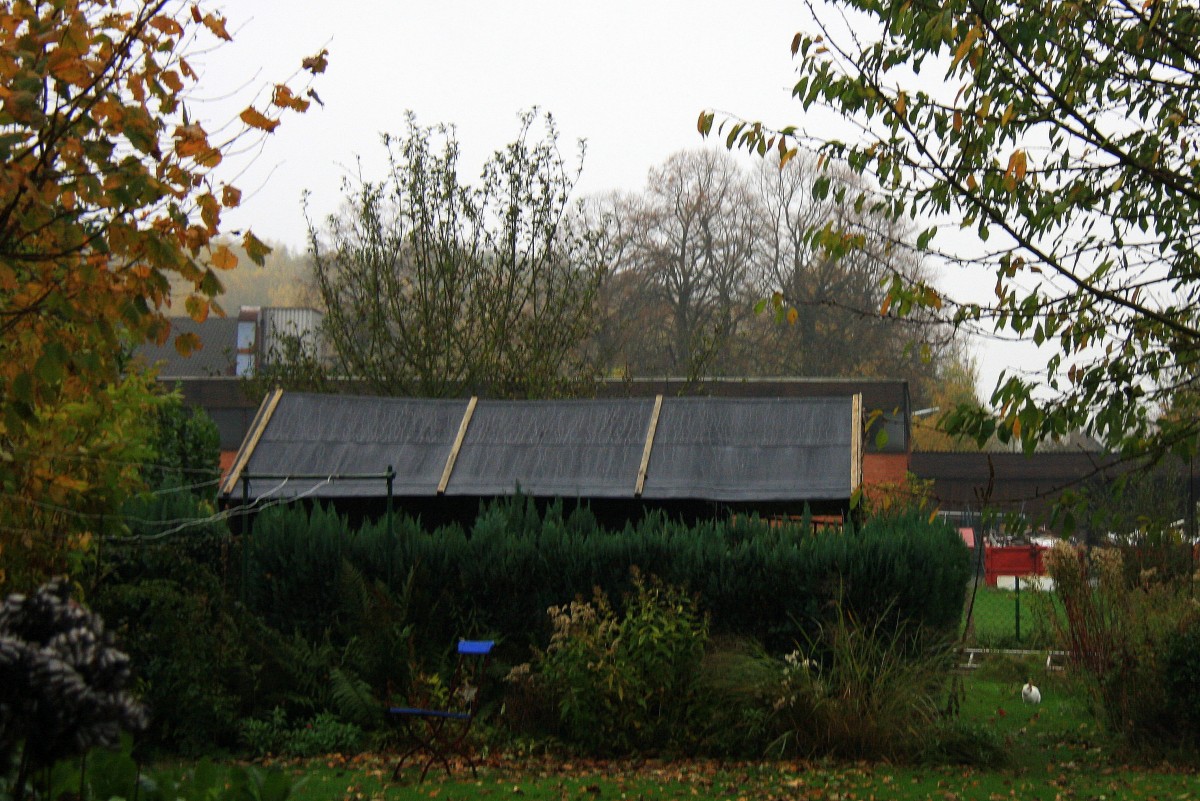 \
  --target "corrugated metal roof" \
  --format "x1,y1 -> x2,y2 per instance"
225,392 -> 860,504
